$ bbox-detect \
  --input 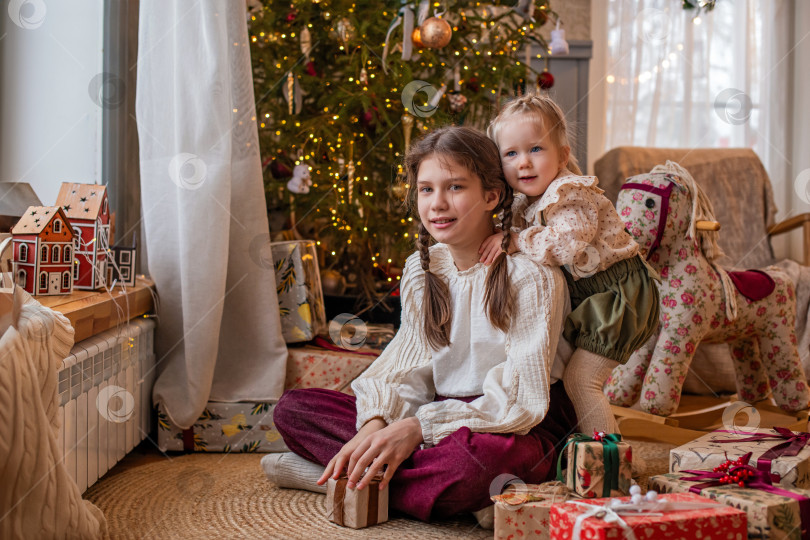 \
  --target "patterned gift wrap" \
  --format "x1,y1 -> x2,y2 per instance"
670,427 -> 810,488
285,345 -> 378,394
549,492 -> 747,540
327,475 -> 388,529
271,240 -> 327,343
157,401 -> 288,453
650,471 -> 810,540
560,434 -> 633,498
492,481 -> 575,540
